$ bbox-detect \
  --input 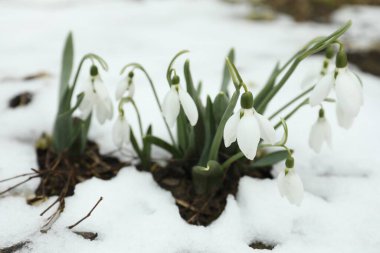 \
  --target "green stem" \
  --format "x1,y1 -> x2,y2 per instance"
221,152 -> 244,171
274,98 -> 309,129
268,85 -> 314,120
129,99 -> 144,140
256,21 -> 351,113
166,50 -> 189,86
120,63 -> 176,145
69,53 -> 108,102
208,89 -> 240,162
